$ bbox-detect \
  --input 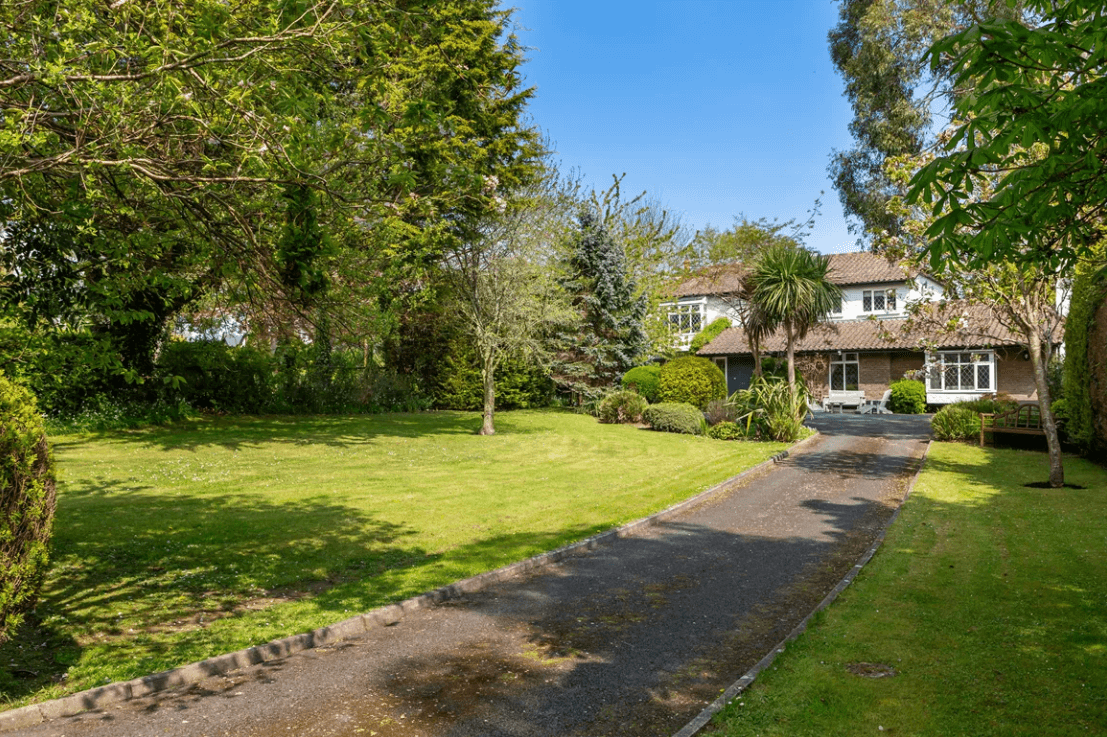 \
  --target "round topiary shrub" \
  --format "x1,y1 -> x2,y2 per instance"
889,379 -> 927,414
658,356 -> 727,410
621,365 -> 662,403
597,390 -> 649,424
643,402 -> 706,435
0,375 -> 57,643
